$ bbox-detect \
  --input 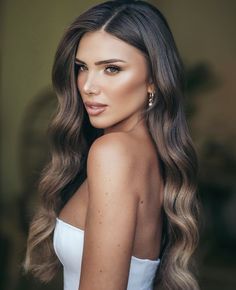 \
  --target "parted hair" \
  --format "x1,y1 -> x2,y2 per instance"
24,1 -> 200,289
